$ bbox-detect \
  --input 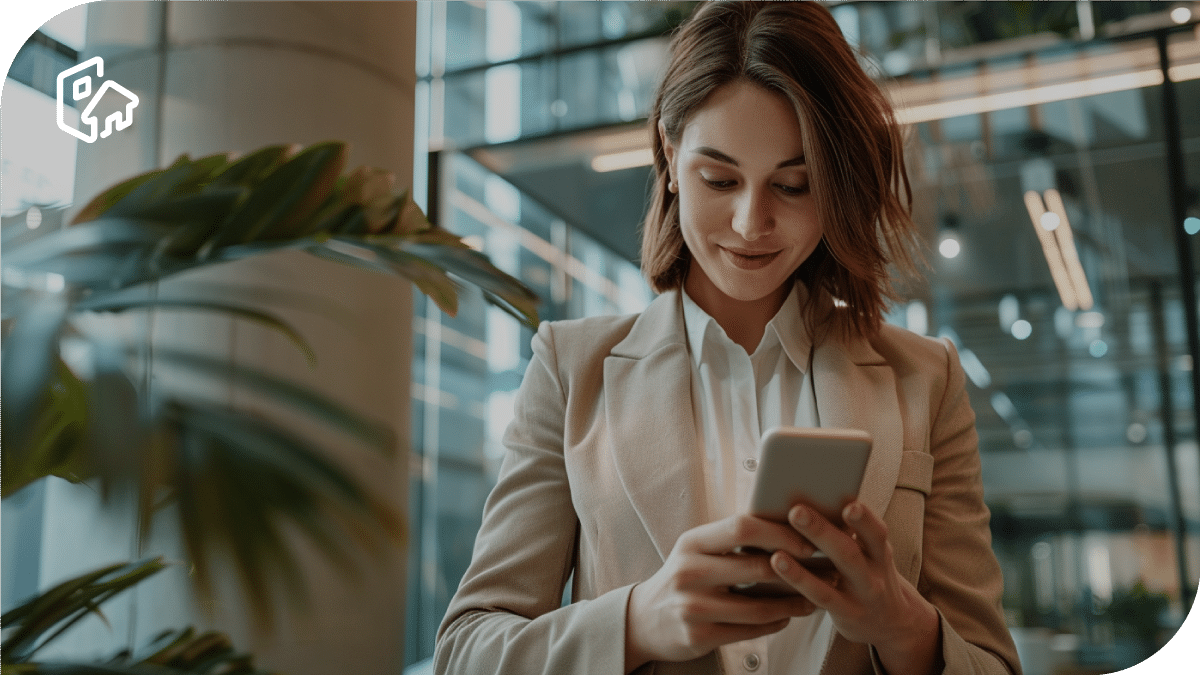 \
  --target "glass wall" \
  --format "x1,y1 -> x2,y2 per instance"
408,3 -> 1200,674
403,151 -> 653,666
888,24 -> 1200,671
1,9 -> 87,615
